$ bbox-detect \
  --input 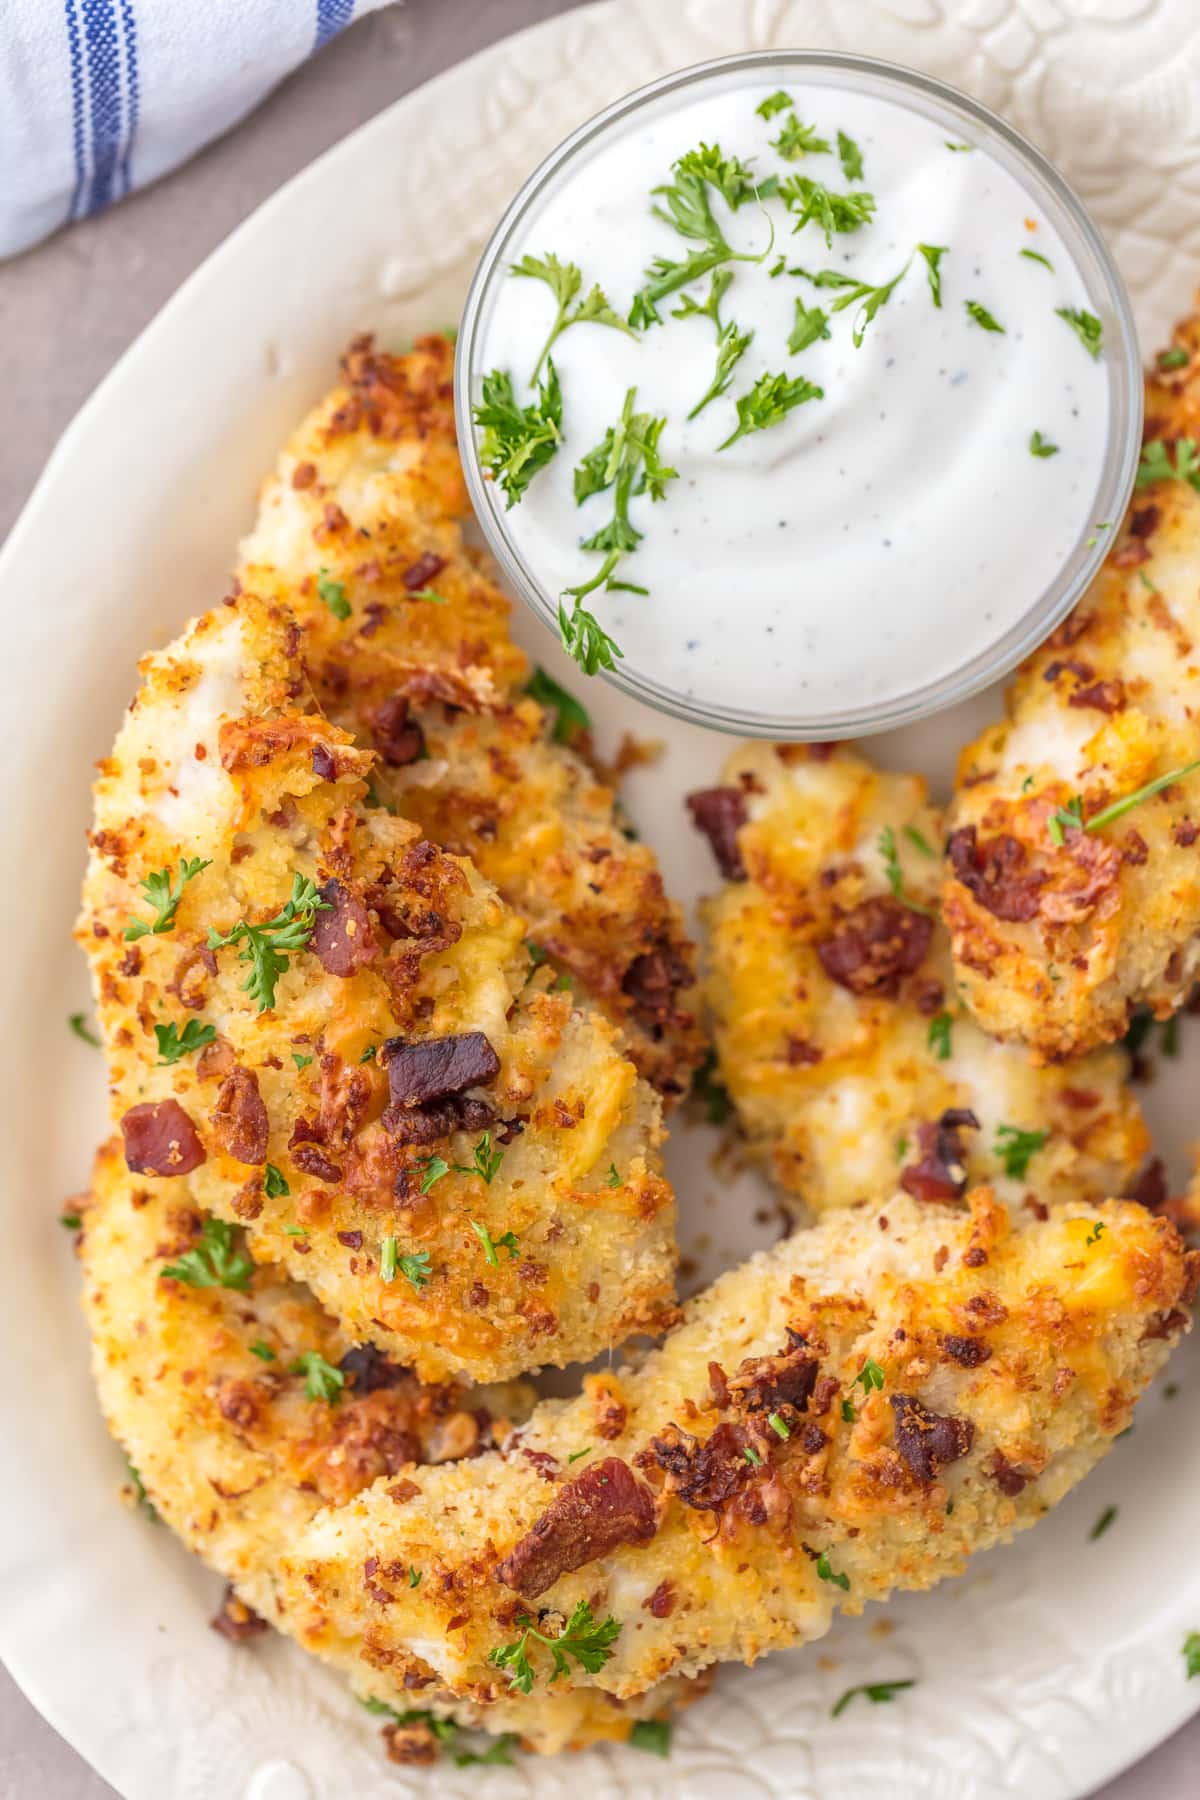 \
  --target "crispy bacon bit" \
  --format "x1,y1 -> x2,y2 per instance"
494,1457 -> 657,1599
382,1721 -> 439,1766
988,1451 -> 1032,1496
1130,503 -> 1160,540
890,1394 -> 974,1483
216,1380 -> 260,1429
910,977 -> 946,1017
643,1579 -> 675,1618
785,1036 -> 823,1066
1069,679 -> 1126,715
940,1333 -> 992,1368
648,1421 -> 752,1513
1126,1157 -> 1168,1211
708,1362 -> 730,1408
121,1100 -> 206,1177
947,826 -> 1046,923
900,1108 -> 980,1204
311,743 -> 337,782
402,551 -> 447,591
727,1331 -> 818,1413
816,897 -> 933,997
381,1033 -> 500,1113
311,878 -> 379,978
621,946 -> 691,1027
211,1585 -> 268,1643
1174,820 -> 1200,848
338,1229 -> 363,1249
371,694 -> 426,767
687,787 -> 749,880
338,1345 -> 407,1393
209,1066 -> 269,1165
291,1143 -> 343,1183
291,460 -> 317,490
